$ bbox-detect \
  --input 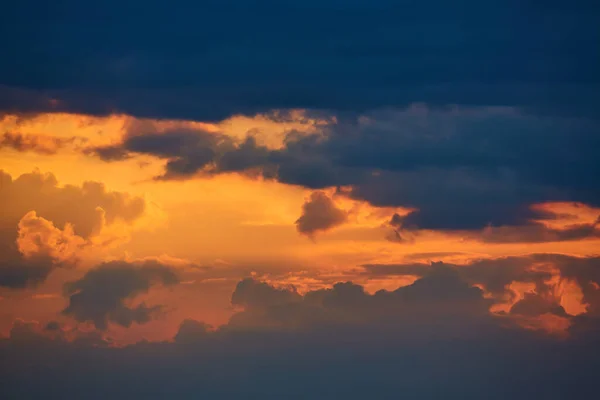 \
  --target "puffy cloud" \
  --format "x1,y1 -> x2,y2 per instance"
0,170 -> 145,238
0,170 -> 147,288
16,211 -> 86,263
227,265 -> 491,332
295,192 -> 348,237
0,212 -> 85,288
62,260 -> 179,330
